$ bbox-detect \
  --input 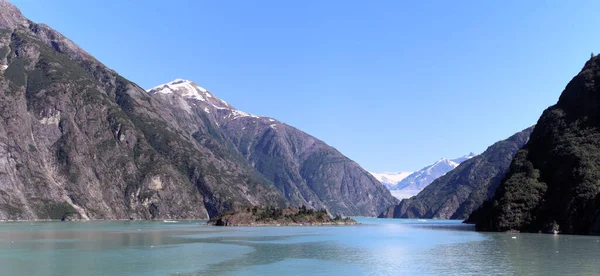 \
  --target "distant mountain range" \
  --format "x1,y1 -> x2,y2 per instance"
370,153 -> 475,199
